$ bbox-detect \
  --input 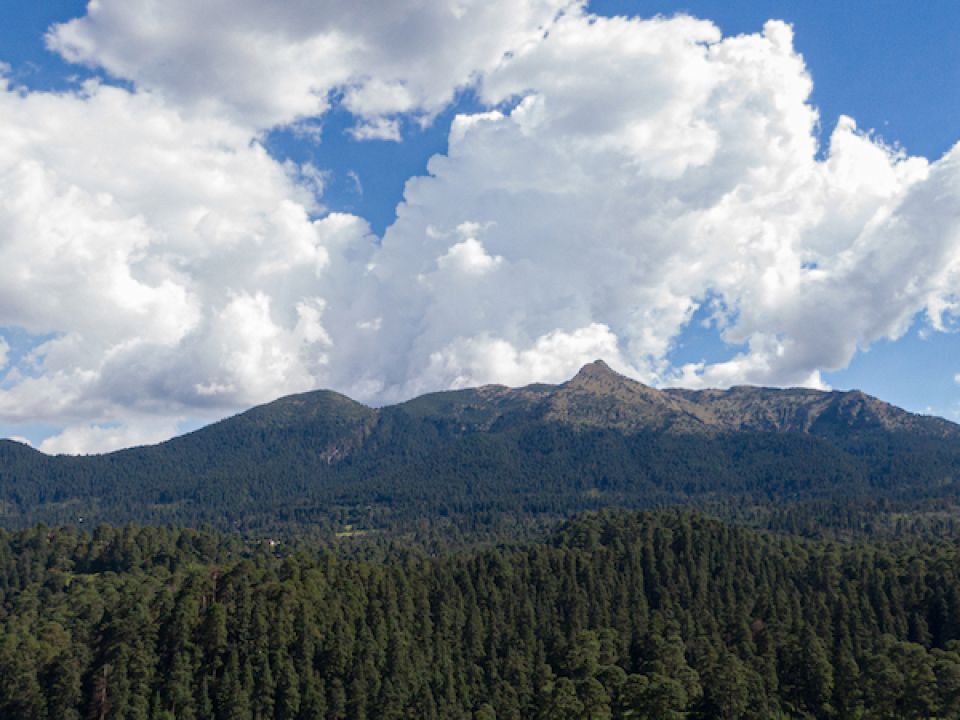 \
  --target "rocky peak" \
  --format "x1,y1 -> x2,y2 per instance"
548,360 -> 715,432
566,359 -> 636,391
